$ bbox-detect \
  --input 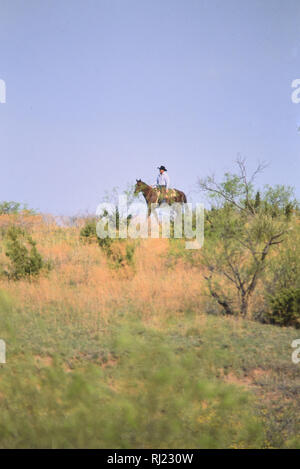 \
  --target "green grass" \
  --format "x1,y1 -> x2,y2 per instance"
0,291 -> 299,448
